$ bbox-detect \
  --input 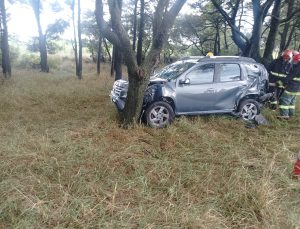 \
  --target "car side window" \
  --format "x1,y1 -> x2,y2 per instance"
186,64 -> 214,84
219,63 -> 241,82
